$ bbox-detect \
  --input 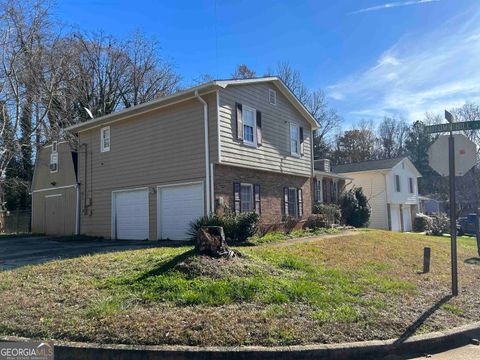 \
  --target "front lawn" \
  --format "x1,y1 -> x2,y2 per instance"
0,230 -> 479,346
